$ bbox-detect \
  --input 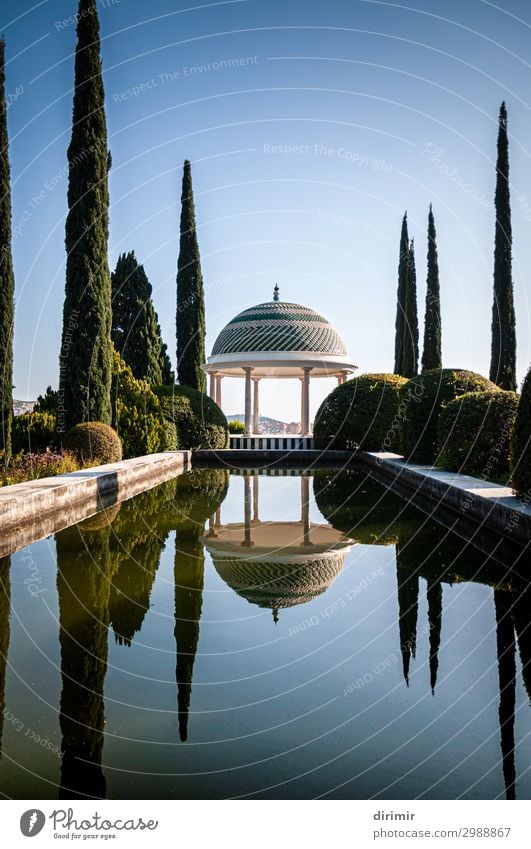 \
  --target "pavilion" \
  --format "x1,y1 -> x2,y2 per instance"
202,475 -> 356,623
202,286 -> 357,446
